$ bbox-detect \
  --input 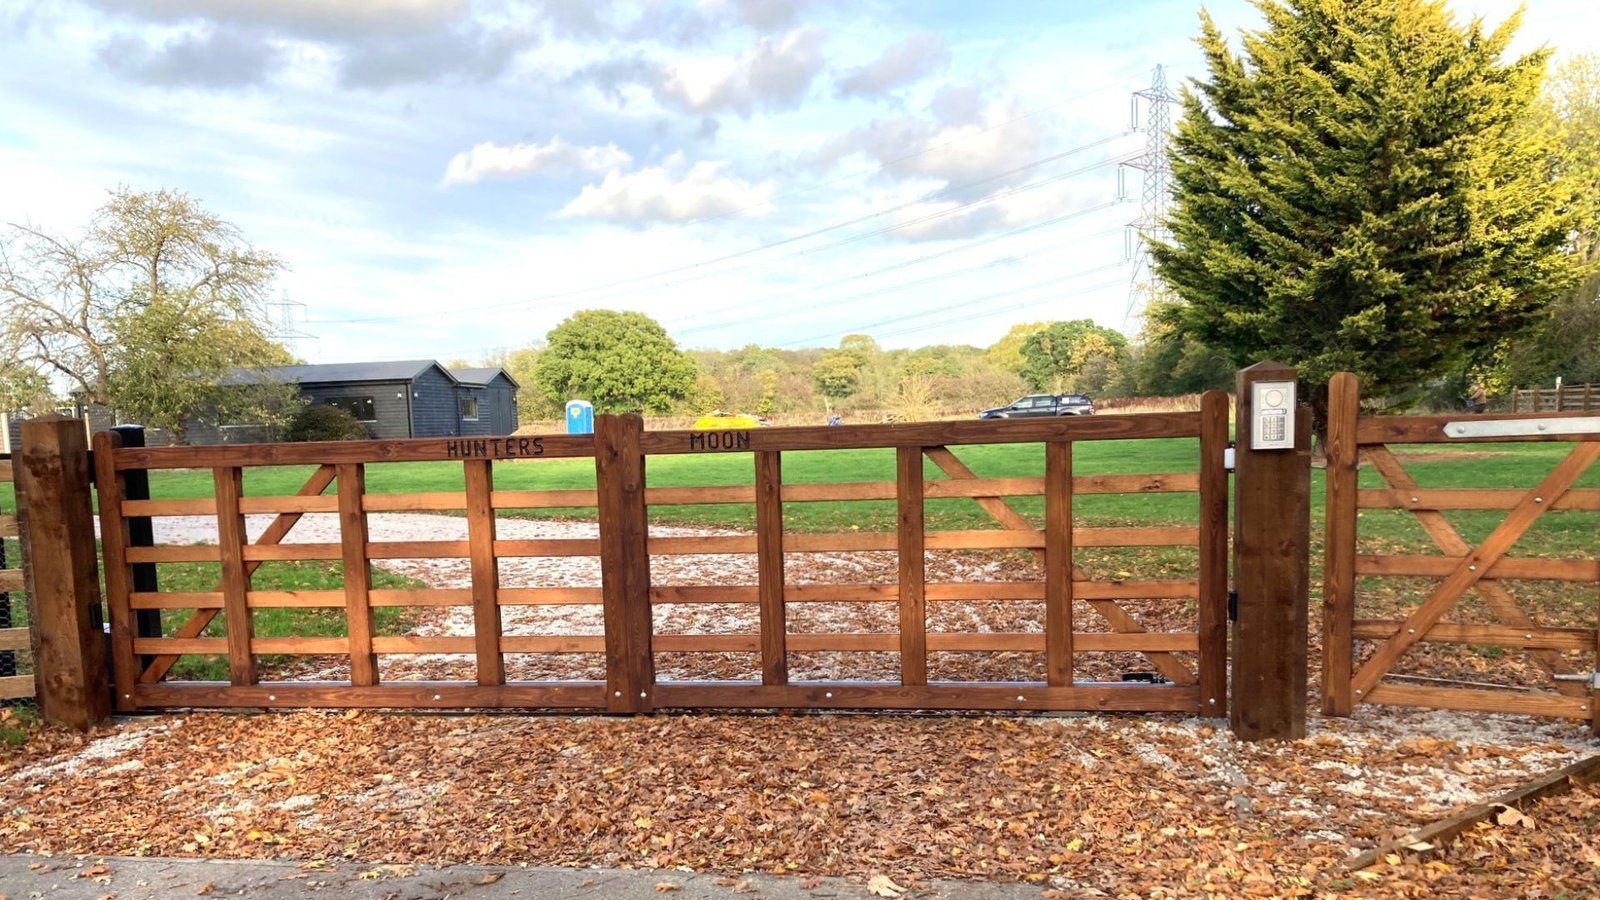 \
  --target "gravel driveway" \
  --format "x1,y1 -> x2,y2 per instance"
138,512 -> 1070,683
